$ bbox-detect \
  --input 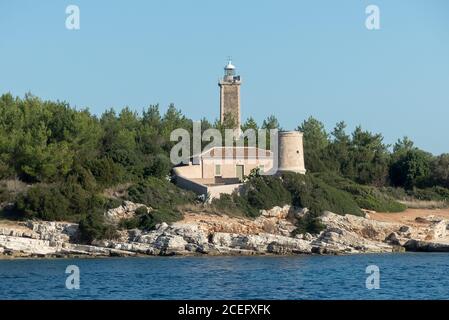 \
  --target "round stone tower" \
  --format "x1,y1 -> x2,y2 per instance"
277,131 -> 306,174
